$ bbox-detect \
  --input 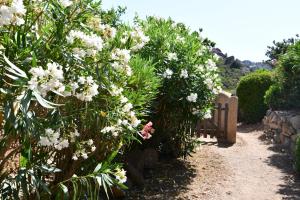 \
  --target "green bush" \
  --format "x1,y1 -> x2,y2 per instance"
265,41 -> 300,110
264,84 -> 285,110
136,17 -> 221,157
0,1 -> 160,198
295,137 -> 300,173
236,70 -> 273,123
